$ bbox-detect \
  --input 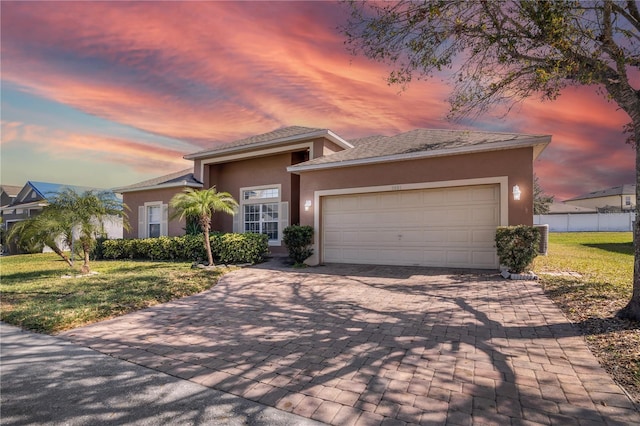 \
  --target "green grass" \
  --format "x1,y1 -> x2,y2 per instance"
0,253 -> 228,334
533,232 -> 633,299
